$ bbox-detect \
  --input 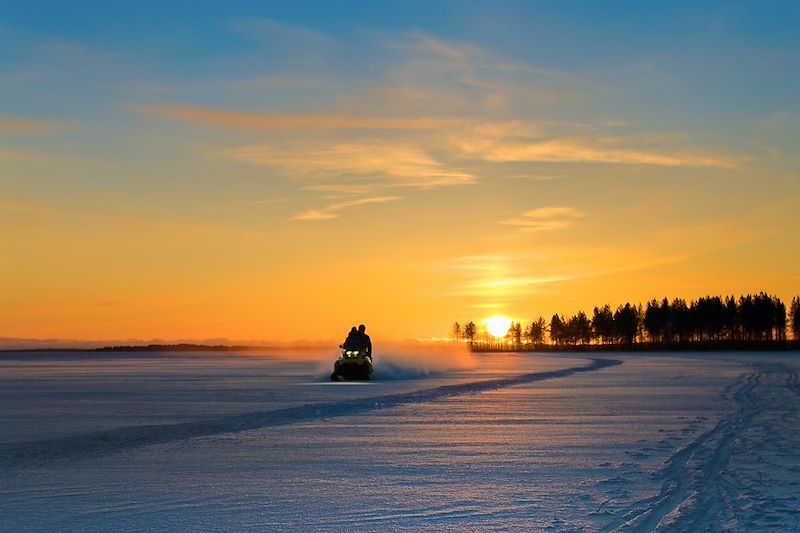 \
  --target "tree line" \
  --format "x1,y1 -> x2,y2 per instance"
453,293 -> 800,349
